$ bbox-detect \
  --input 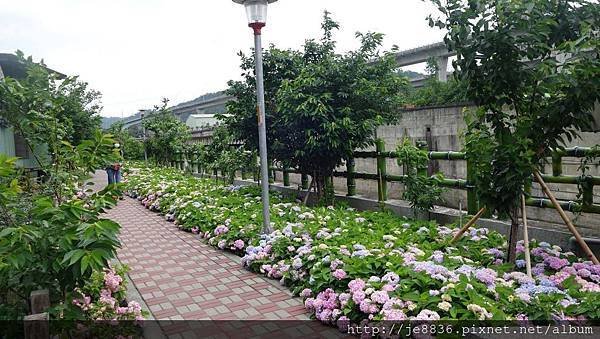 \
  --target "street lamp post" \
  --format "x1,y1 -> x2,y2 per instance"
233,0 -> 277,234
